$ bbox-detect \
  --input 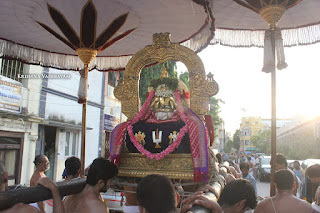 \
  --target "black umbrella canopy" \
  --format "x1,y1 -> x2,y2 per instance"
0,0 -> 214,71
